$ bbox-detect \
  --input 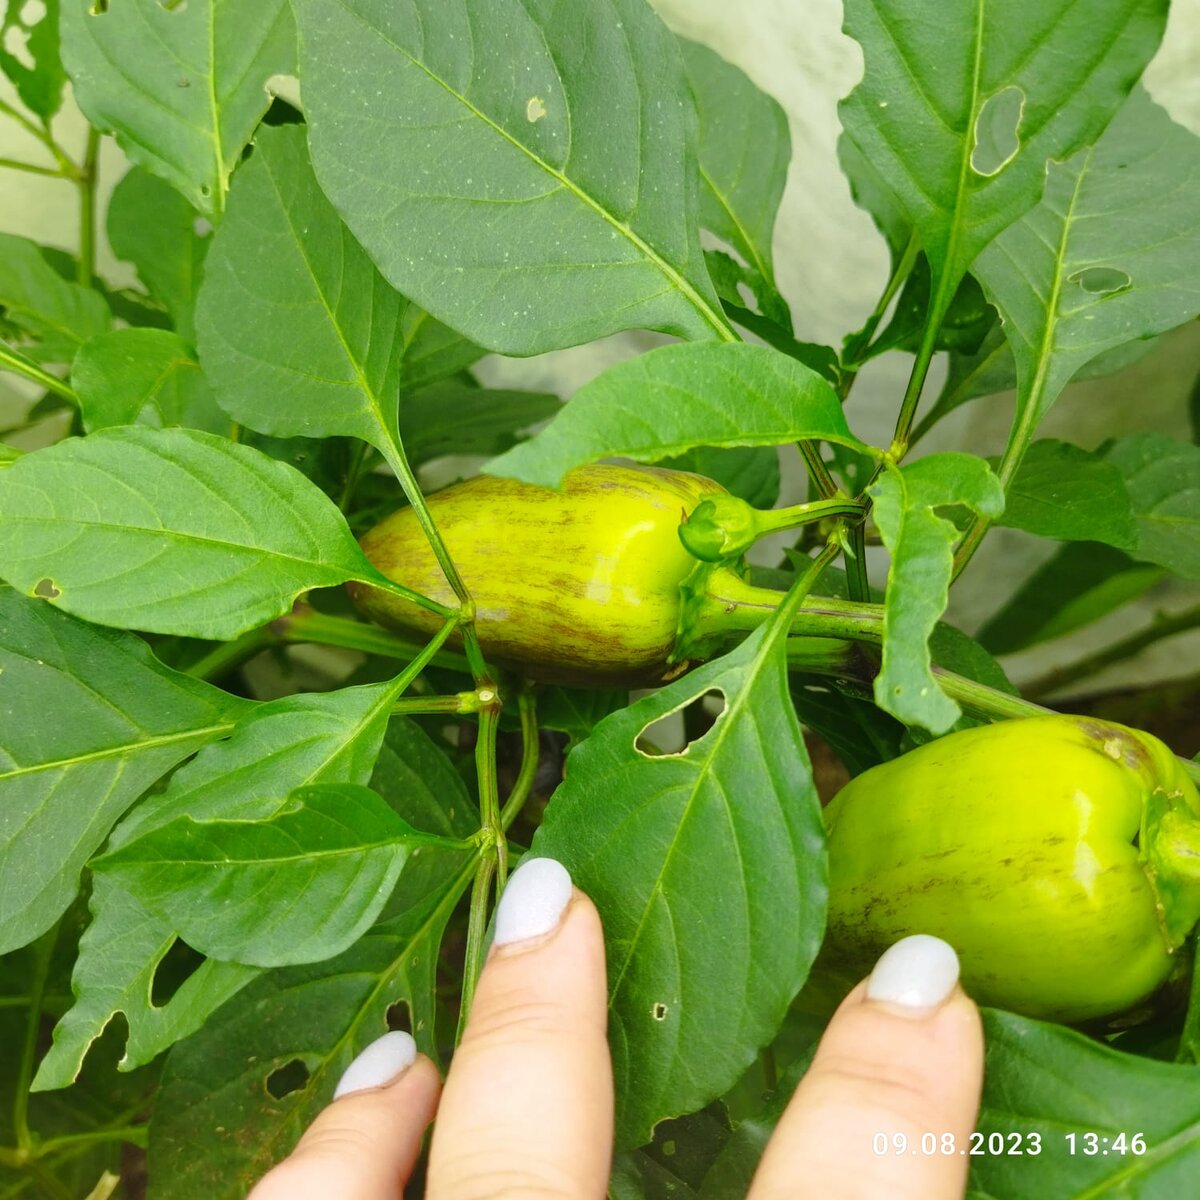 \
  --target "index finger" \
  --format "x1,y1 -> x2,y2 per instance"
427,857 -> 613,1200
